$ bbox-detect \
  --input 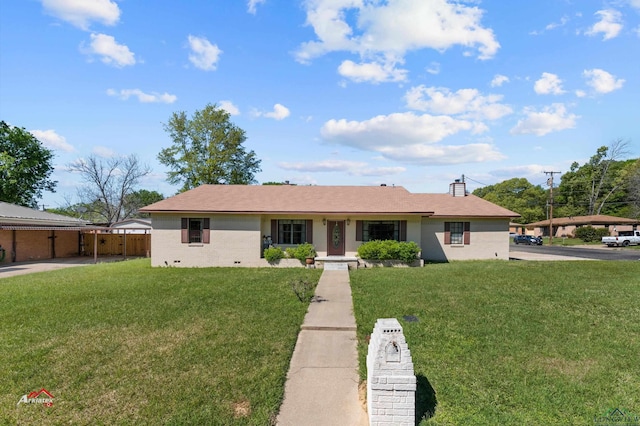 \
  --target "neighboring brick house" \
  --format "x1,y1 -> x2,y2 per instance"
0,202 -> 91,263
140,182 -> 519,267
527,215 -> 639,238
